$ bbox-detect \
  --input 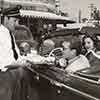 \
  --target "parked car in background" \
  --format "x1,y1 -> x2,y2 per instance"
14,25 -> 38,55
